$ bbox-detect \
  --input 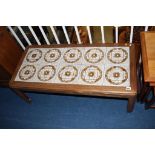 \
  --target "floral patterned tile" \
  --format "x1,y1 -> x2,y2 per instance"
106,47 -> 130,66
53,64 -> 80,85
103,64 -> 130,87
15,46 -> 131,88
81,47 -> 106,65
77,64 -> 104,86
